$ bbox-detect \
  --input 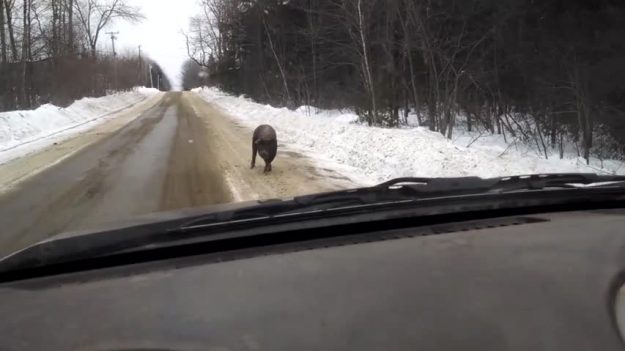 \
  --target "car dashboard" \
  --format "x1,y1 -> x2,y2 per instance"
0,209 -> 625,351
